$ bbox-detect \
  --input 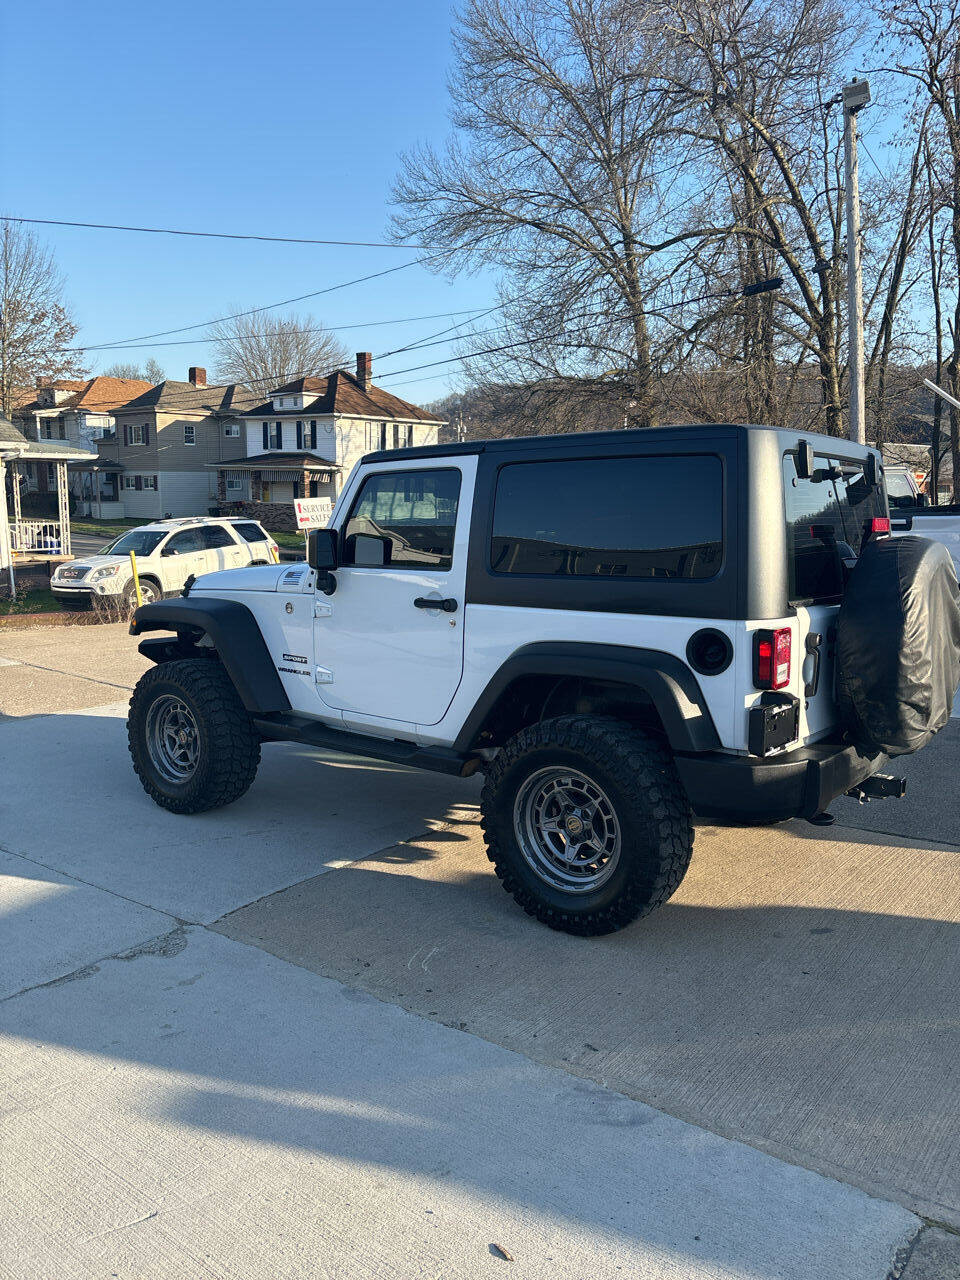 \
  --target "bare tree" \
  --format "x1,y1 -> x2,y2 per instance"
100,357 -> 166,383
876,0 -> 960,494
0,221 -> 86,416
393,0 -> 733,427
210,309 -> 348,390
